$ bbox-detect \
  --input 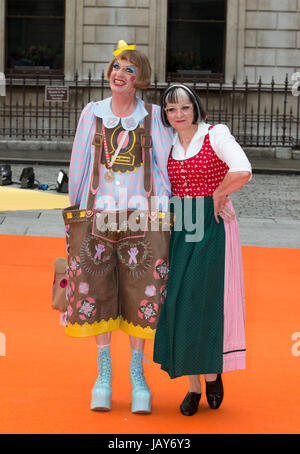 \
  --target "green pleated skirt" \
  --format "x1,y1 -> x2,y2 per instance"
153,196 -> 226,379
